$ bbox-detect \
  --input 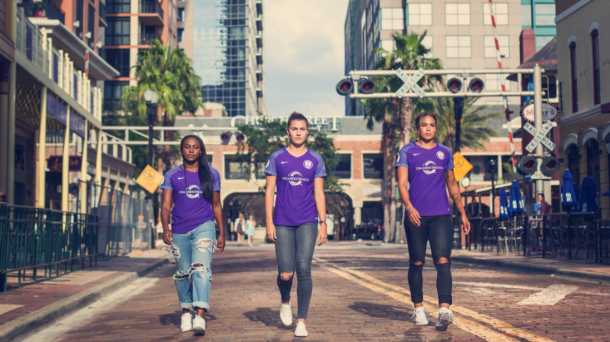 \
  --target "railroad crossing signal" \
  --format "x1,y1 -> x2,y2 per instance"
396,69 -> 425,99
523,121 -> 556,153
